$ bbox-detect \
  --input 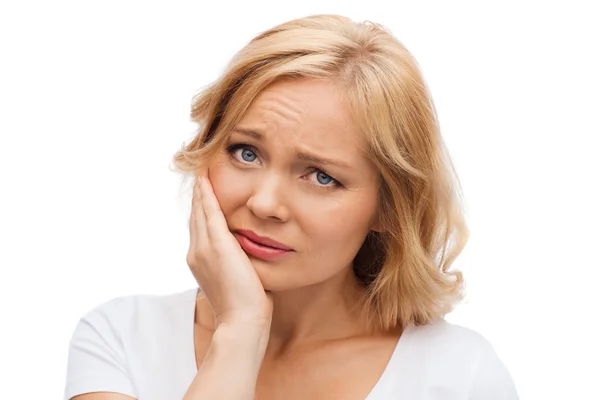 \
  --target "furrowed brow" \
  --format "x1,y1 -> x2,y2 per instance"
232,127 -> 351,169
296,151 -> 350,169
